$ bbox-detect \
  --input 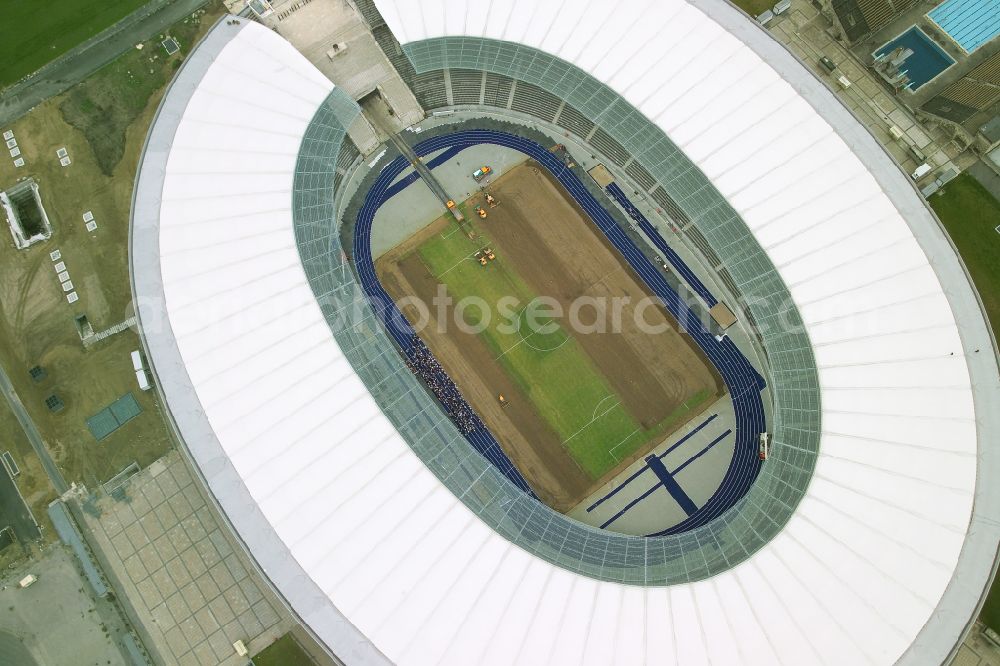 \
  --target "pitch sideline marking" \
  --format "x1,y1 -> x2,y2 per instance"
435,253 -> 481,279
